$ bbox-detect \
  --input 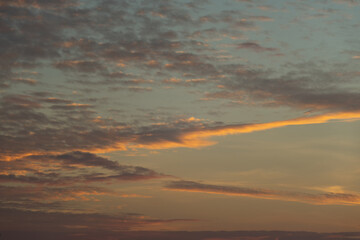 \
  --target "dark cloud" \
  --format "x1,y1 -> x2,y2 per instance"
0,184 -> 112,206
0,207 -> 196,237
0,151 -> 168,185
54,60 -> 105,73
237,42 -> 278,52
103,231 -> 360,240
3,94 -> 42,108
205,63 -> 360,112
1,229 -> 359,240
54,151 -> 121,170
0,150 -> 171,236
